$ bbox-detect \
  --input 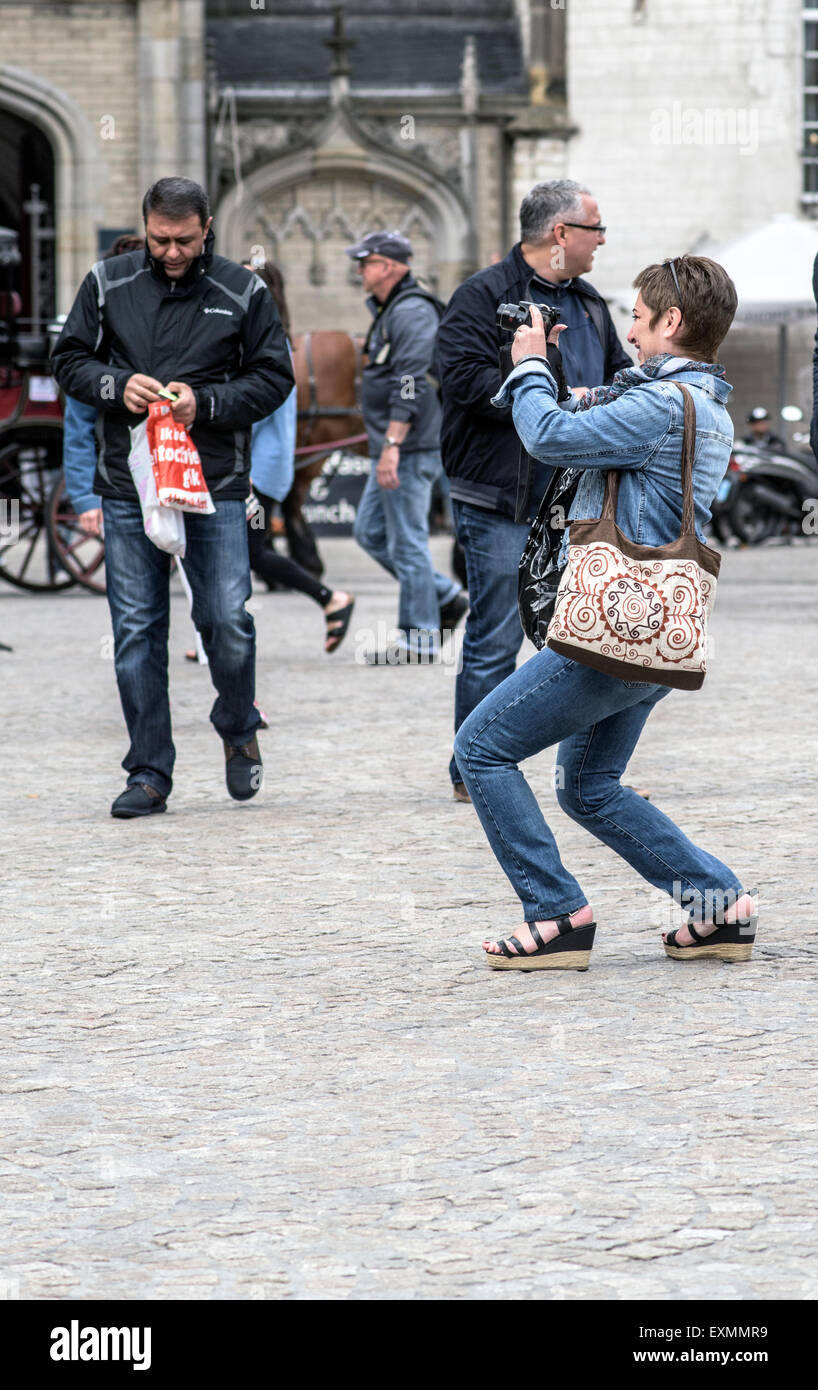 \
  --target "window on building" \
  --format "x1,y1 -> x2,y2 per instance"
803,6 -> 818,205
